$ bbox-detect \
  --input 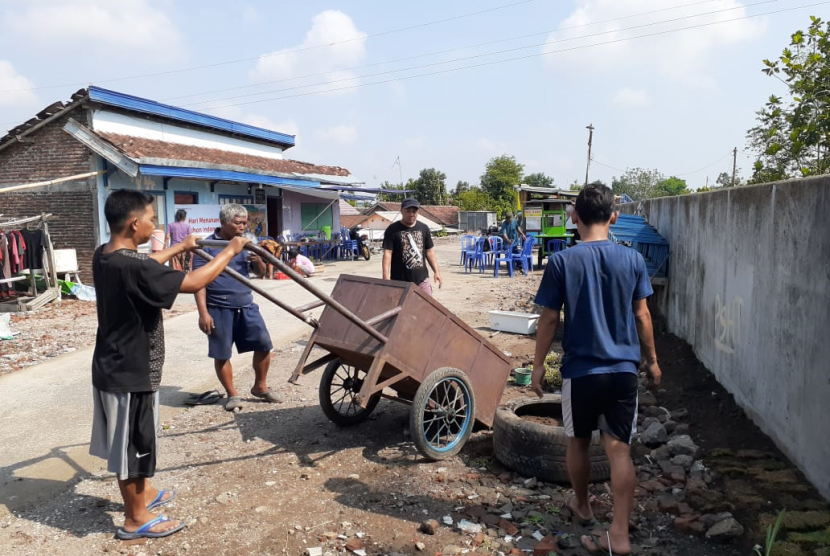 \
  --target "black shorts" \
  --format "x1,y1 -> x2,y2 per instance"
562,373 -> 638,444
